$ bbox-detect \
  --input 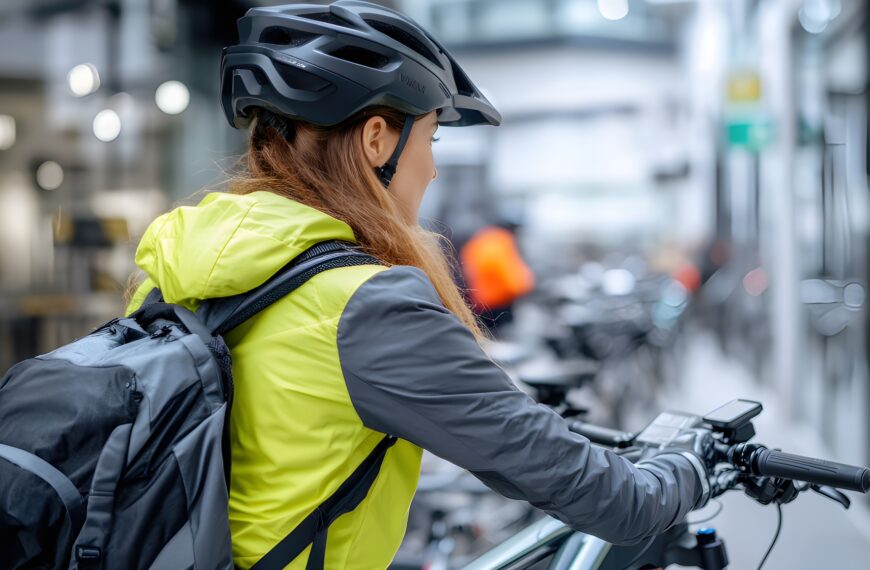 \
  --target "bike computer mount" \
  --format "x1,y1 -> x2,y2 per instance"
634,399 -> 762,448
702,399 -> 761,441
